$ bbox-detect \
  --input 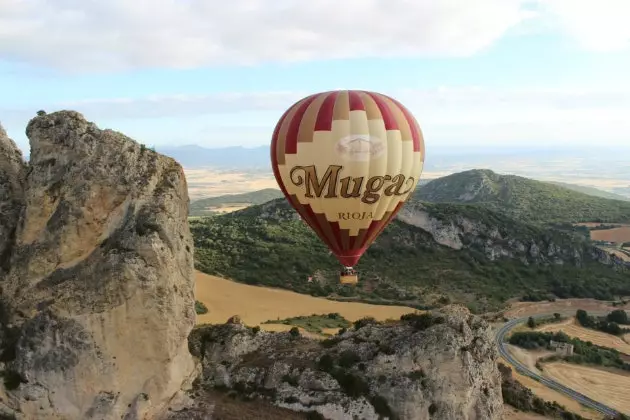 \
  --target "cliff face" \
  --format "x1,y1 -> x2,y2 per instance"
0,123 -> 26,276
398,201 -> 629,269
184,306 -> 503,420
0,111 -> 196,420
